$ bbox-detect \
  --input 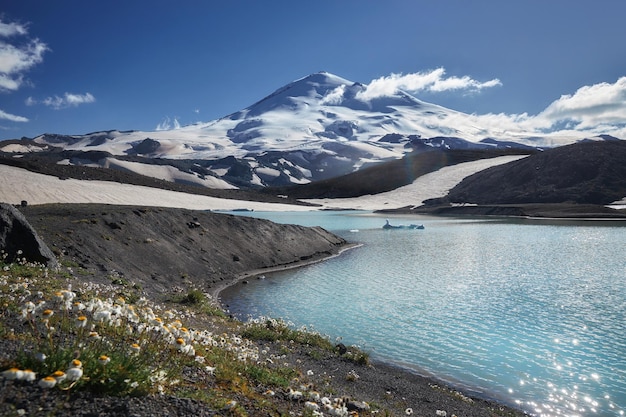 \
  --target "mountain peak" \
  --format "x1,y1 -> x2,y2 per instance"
234,72 -> 356,118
